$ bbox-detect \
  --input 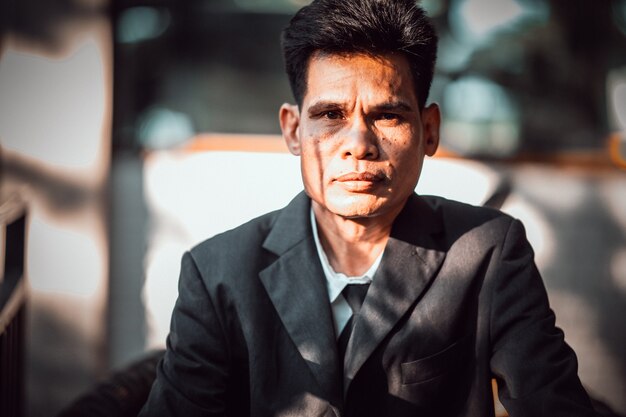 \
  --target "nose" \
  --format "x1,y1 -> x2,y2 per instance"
340,118 -> 379,160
